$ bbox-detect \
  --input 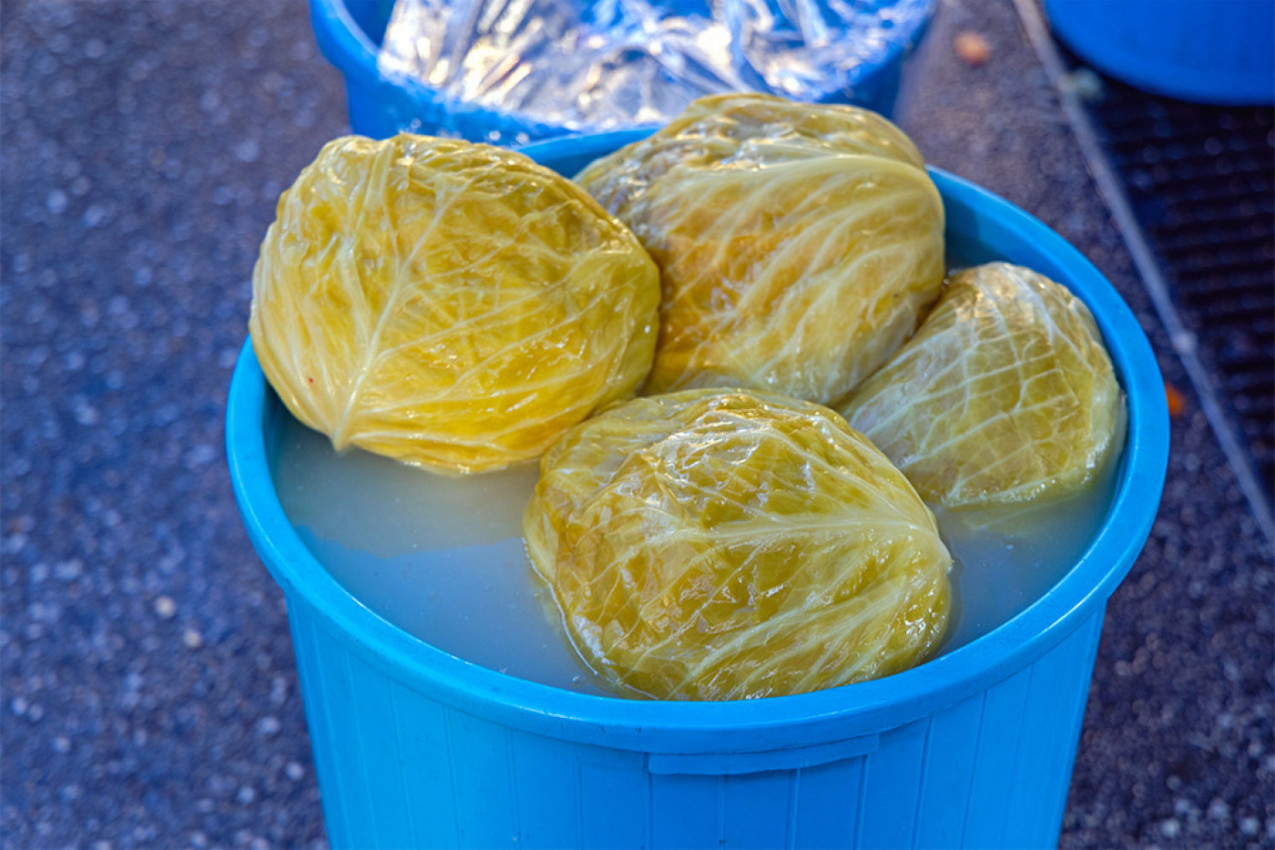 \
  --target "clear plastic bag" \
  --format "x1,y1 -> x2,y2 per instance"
377,0 -> 933,139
